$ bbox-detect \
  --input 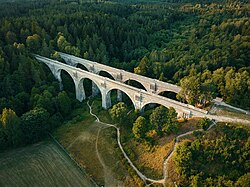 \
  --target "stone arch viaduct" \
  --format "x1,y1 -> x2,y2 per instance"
59,52 -> 181,95
35,55 -> 208,118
